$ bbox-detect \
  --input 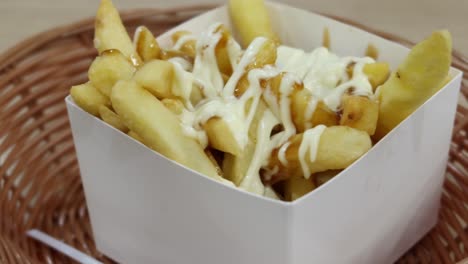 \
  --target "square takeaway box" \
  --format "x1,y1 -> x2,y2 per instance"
66,2 -> 463,264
